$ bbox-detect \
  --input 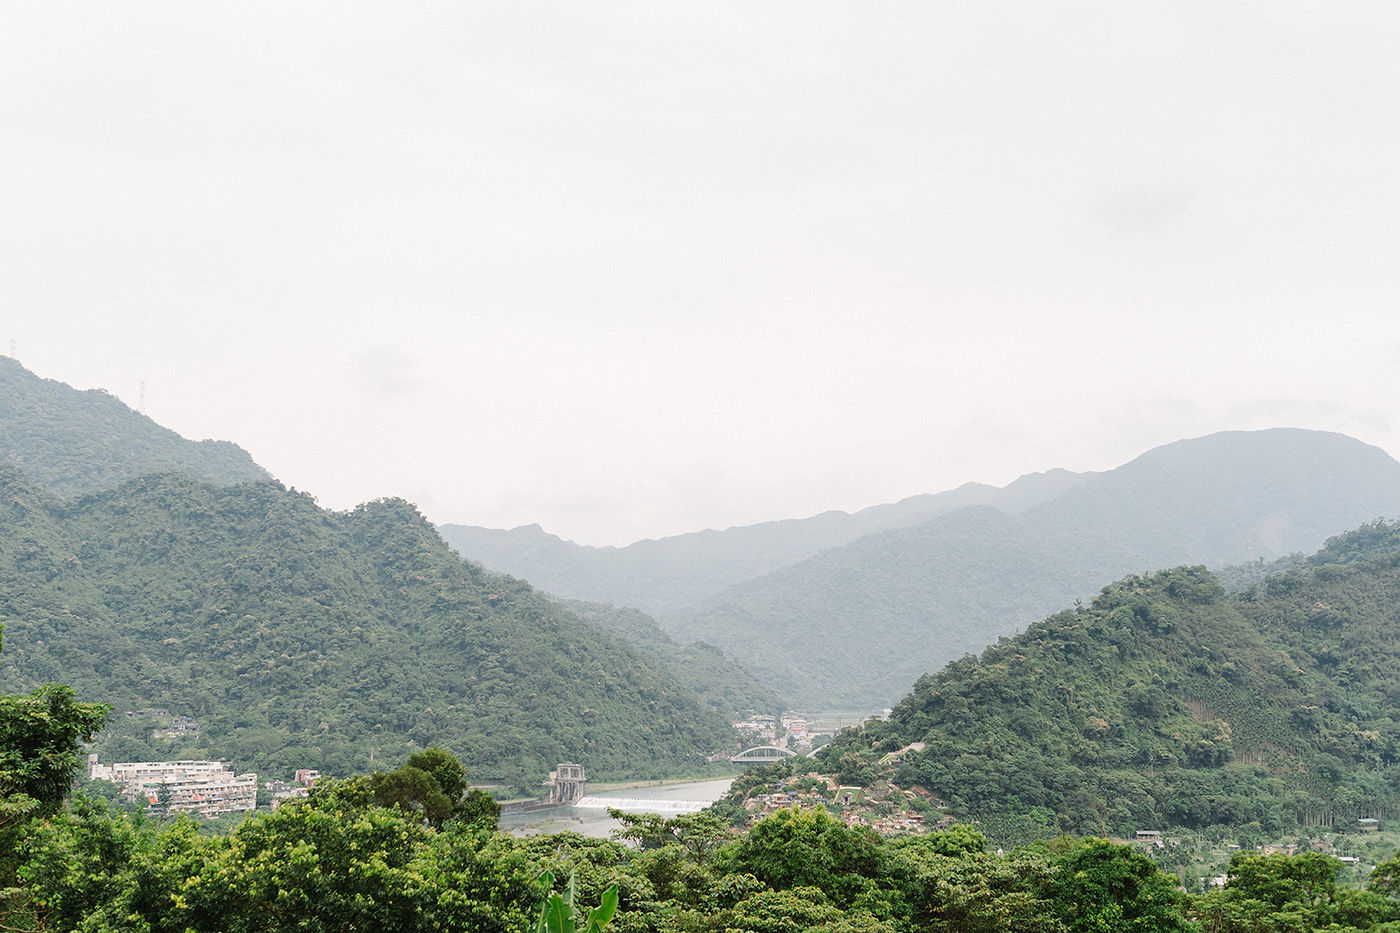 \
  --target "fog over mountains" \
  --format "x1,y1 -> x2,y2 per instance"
438,468 -> 1090,616
8,354 -> 1400,719
444,429 -> 1400,708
